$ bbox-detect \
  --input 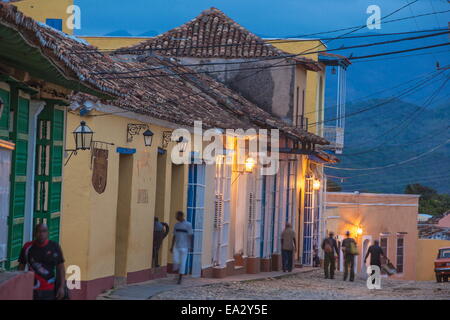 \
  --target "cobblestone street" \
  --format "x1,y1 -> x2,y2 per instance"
151,269 -> 450,300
